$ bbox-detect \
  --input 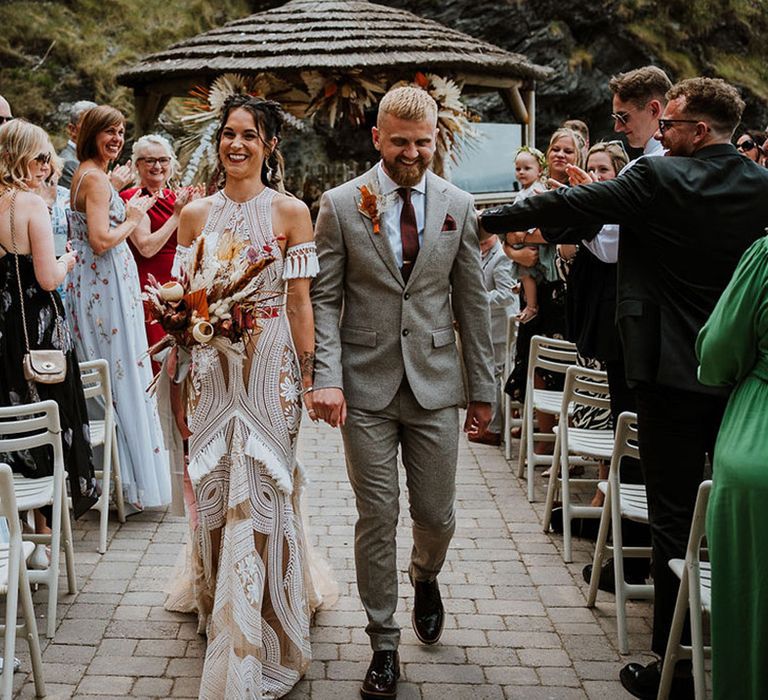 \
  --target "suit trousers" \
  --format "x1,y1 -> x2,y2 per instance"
341,380 -> 459,651
634,383 -> 726,657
